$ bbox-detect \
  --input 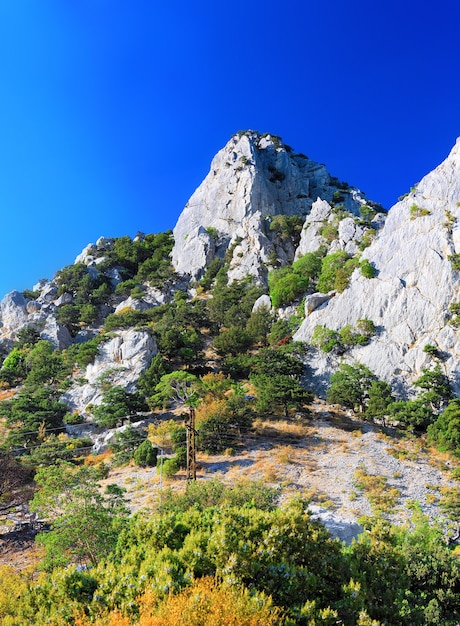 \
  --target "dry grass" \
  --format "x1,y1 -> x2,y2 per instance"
251,418 -> 312,444
354,465 -> 401,514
